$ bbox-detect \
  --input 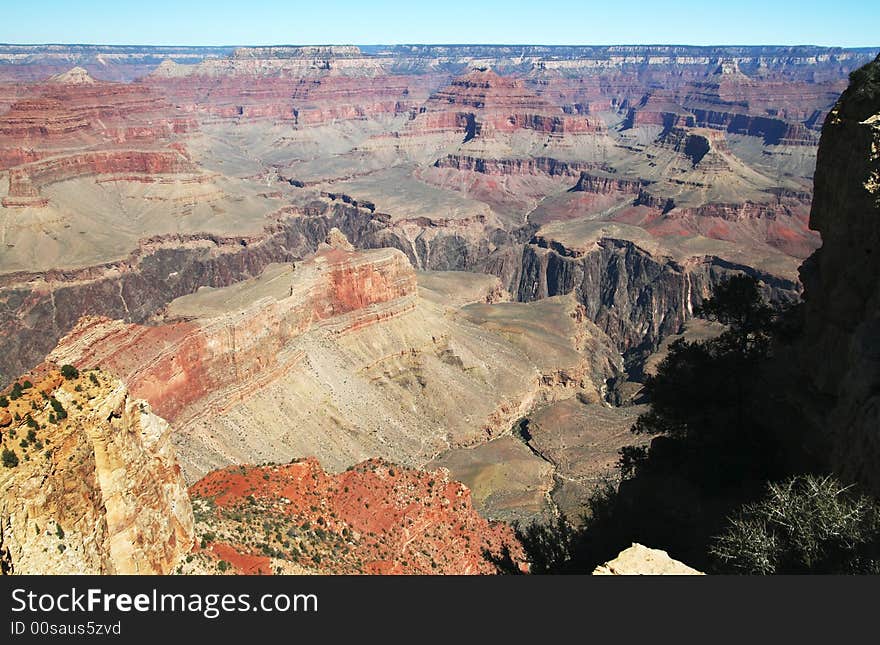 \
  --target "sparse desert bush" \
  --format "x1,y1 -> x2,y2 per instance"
60,365 -> 79,380
2,448 -> 19,468
49,398 -> 67,420
711,475 -> 880,574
